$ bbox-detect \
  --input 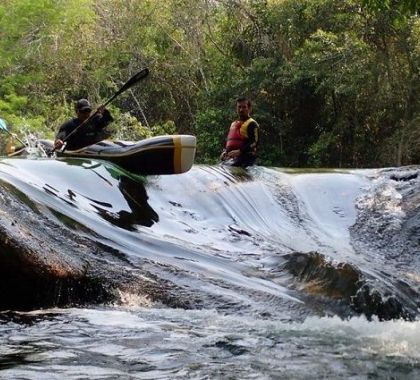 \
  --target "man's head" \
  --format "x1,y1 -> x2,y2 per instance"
75,99 -> 92,121
236,97 -> 252,120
